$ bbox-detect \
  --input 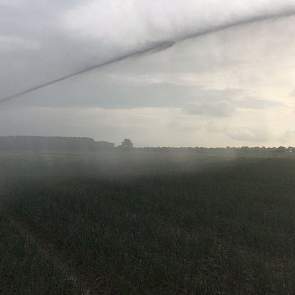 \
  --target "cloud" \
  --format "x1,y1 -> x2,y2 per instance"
1,1 -> 295,146
0,35 -> 40,51
2,0 -> 295,103
0,0 -> 25,7
5,62 -> 283,114
184,94 -> 283,118
107,72 -> 203,87
226,127 -> 272,142
236,97 -> 284,109
184,100 -> 236,117
63,0 -> 295,46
